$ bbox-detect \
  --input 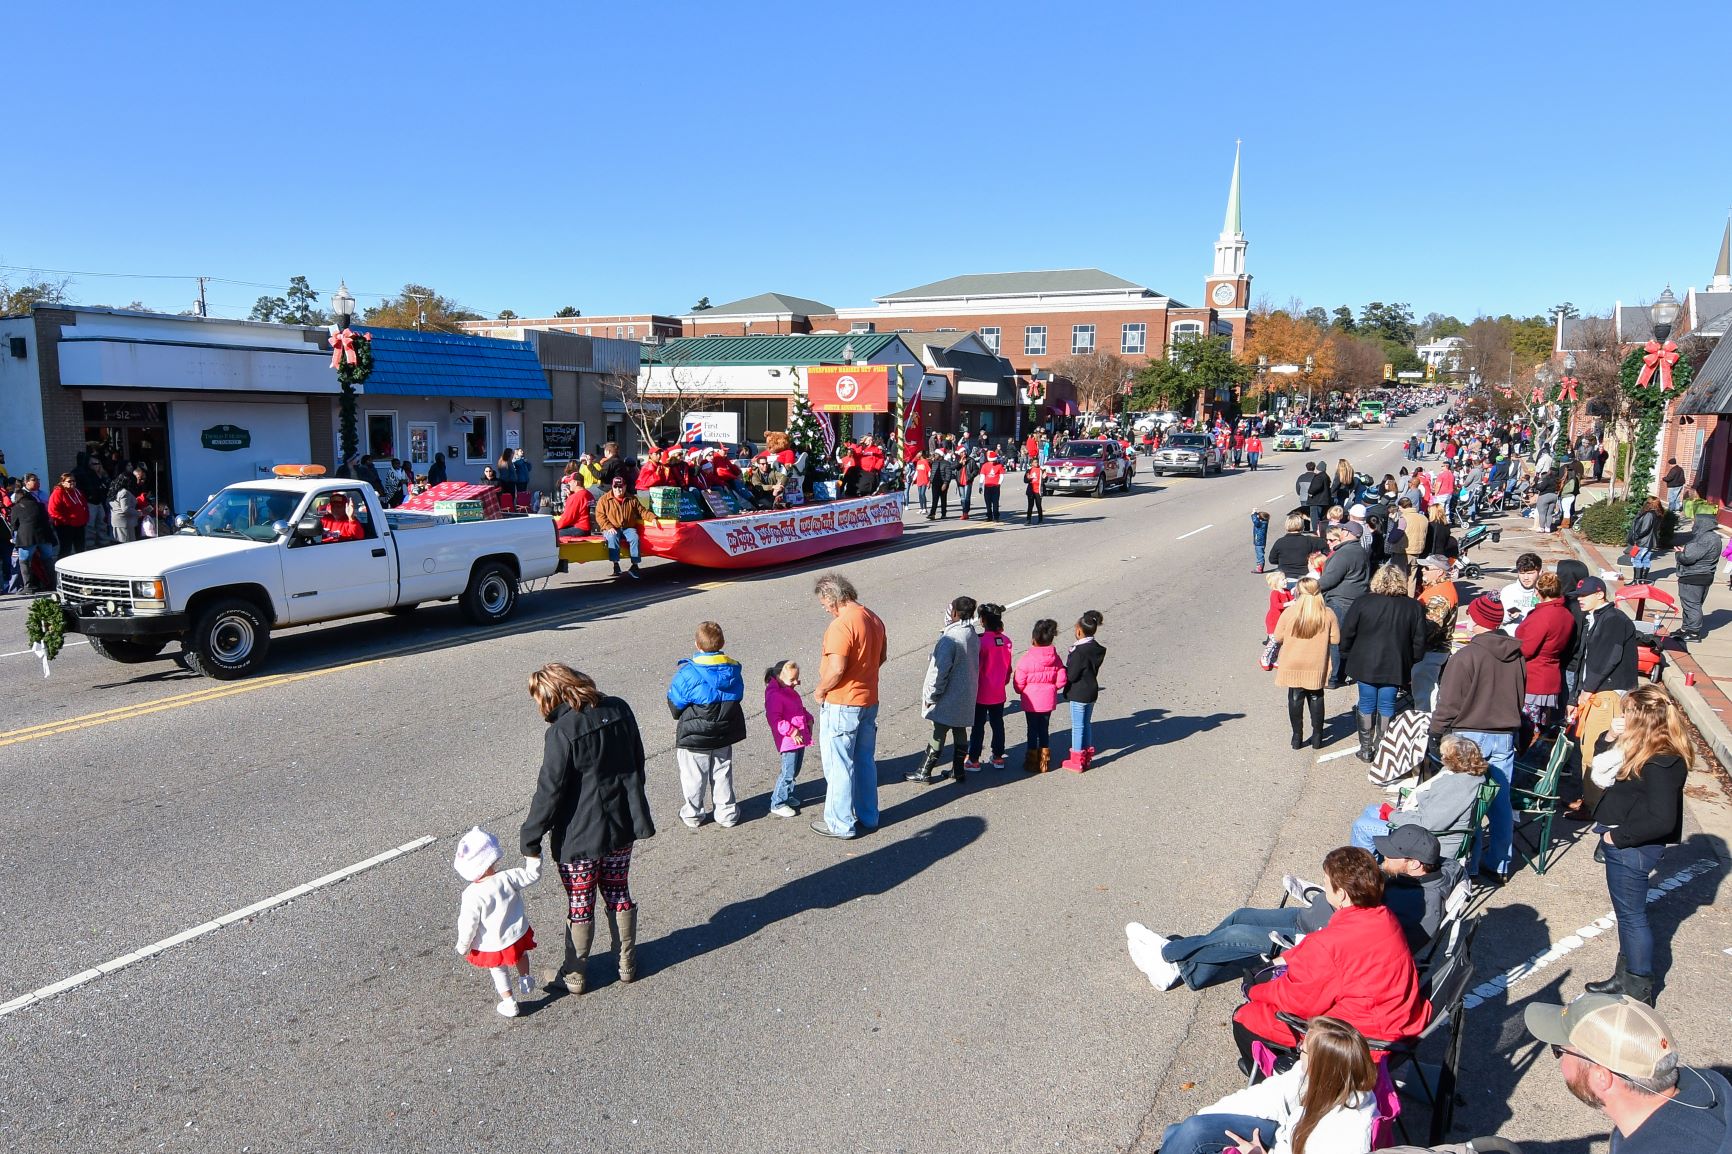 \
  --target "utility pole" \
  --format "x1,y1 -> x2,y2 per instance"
195,276 -> 208,317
